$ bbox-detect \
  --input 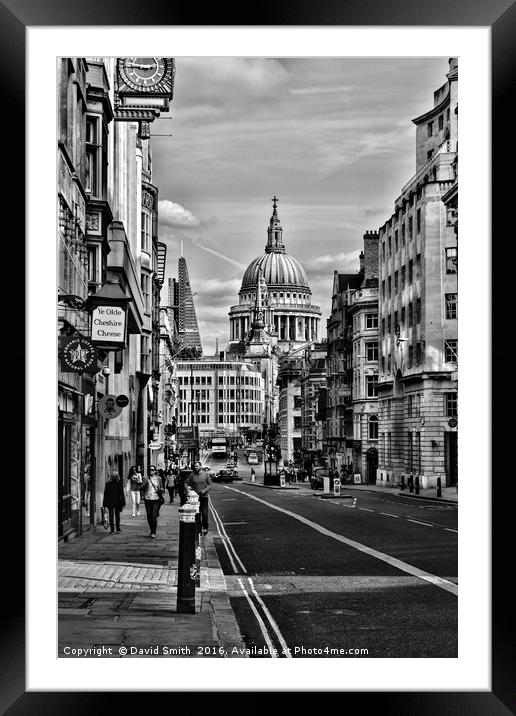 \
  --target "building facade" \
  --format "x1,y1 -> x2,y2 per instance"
58,57 -> 174,540
276,357 -> 303,464
349,232 -> 380,484
175,358 -> 264,441
376,58 -> 458,488
300,343 -> 327,474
